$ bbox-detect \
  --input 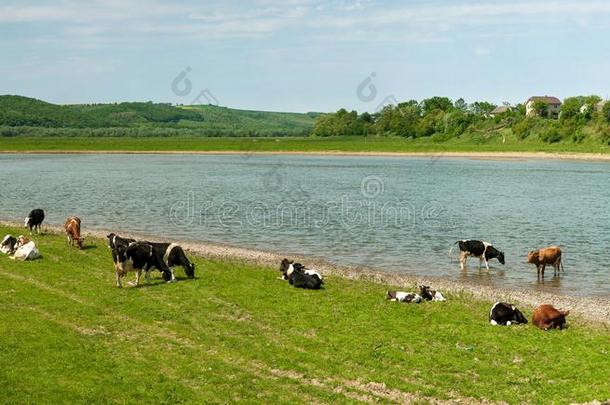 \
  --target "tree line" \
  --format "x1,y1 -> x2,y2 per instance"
313,96 -> 610,144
